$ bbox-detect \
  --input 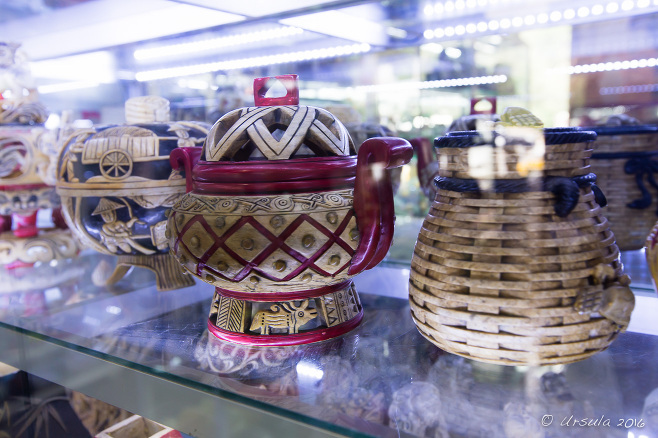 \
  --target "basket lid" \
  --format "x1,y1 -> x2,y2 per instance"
203,75 -> 355,162
435,127 -> 596,148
